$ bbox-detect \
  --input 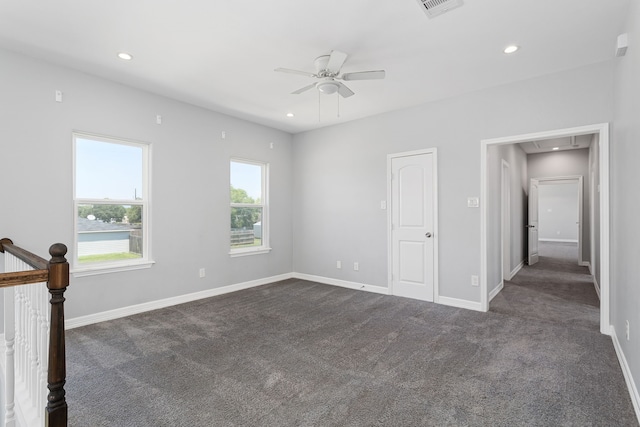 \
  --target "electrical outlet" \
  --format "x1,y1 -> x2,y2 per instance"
471,275 -> 479,287
156,115 -> 162,125
55,90 -> 63,102
354,262 -> 359,271
626,320 -> 630,341
336,260 -> 341,269
199,268 -> 205,278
